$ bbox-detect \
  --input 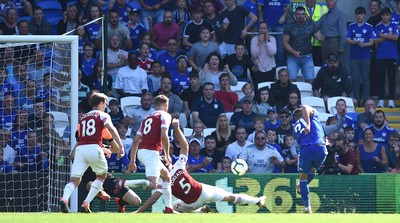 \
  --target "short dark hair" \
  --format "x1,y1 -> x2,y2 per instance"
355,6 -> 366,15
205,135 -> 216,142
89,92 -> 107,108
381,7 -> 391,15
